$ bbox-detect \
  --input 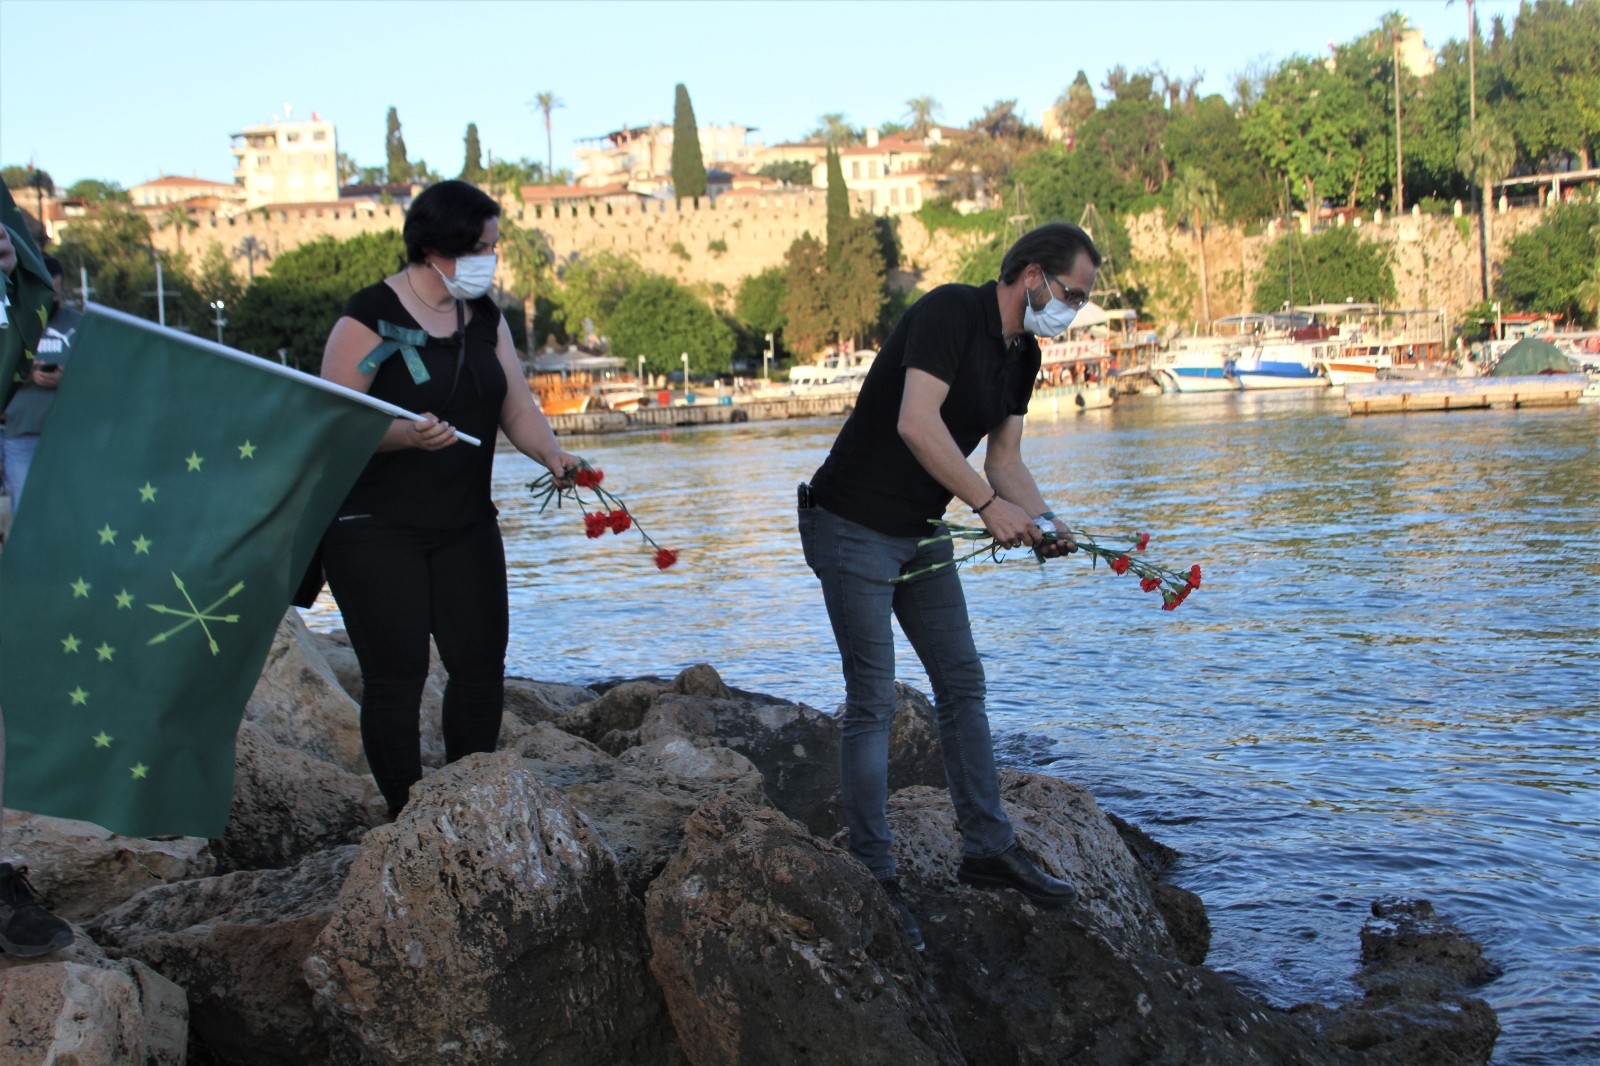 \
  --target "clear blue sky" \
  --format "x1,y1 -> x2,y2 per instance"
1,0 -> 1526,190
